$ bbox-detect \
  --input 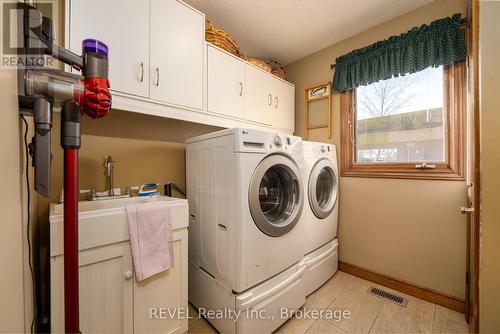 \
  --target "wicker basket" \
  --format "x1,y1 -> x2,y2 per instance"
266,60 -> 288,80
205,18 -> 240,56
242,55 -> 272,72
